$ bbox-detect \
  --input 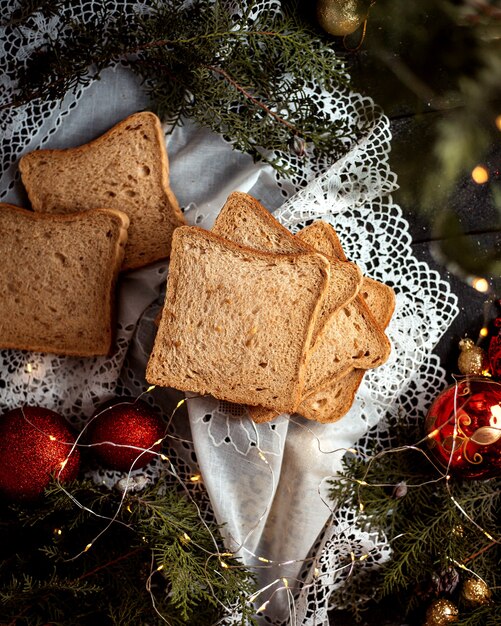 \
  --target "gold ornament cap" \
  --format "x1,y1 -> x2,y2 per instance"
461,578 -> 492,607
424,598 -> 458,626
458,338 -> 488,376
316,0 -> 369,37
